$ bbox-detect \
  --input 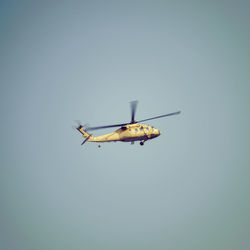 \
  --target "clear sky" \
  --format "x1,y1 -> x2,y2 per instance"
1,1 -> 250,250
